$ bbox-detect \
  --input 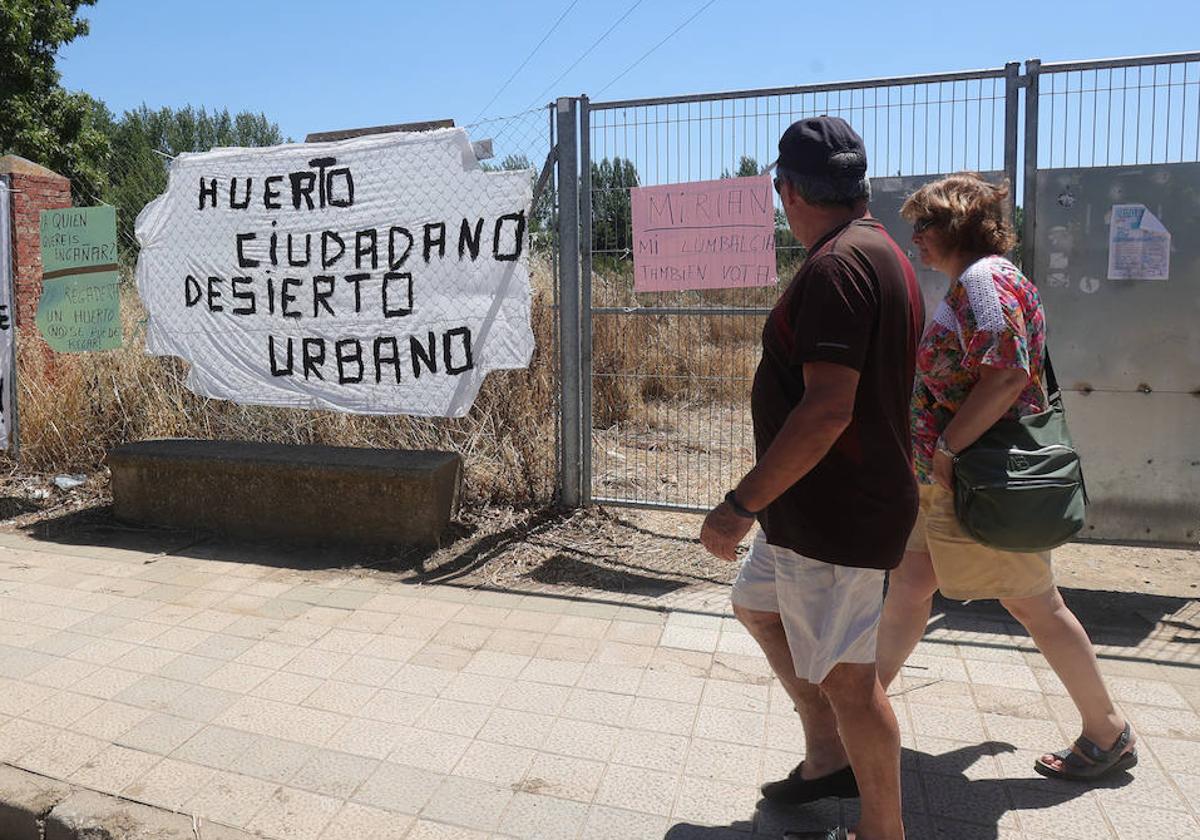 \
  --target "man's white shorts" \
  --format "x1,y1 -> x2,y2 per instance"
731,530 -> 886,685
